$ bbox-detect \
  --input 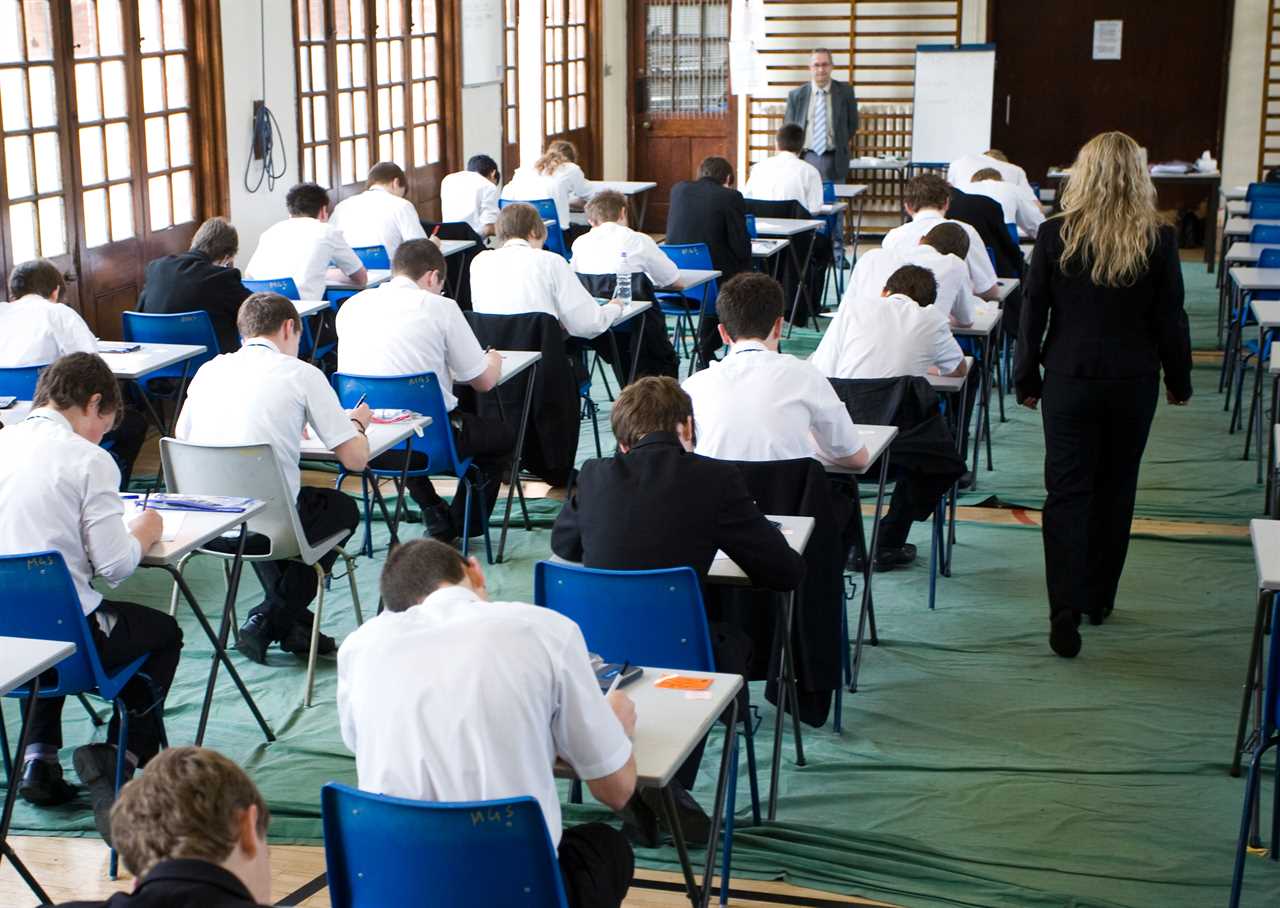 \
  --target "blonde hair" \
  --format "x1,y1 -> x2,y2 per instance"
534,140 -> 577,176
1057,131 -> 1163,288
